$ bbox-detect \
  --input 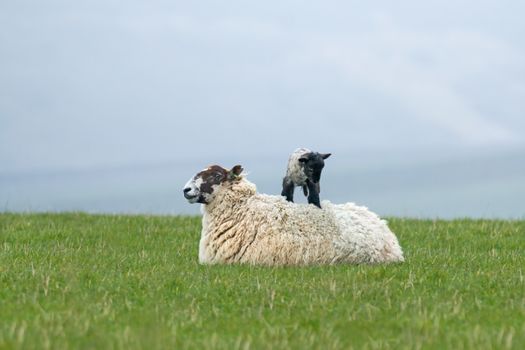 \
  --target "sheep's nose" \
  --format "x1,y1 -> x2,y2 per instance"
183,187 -> 191,194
